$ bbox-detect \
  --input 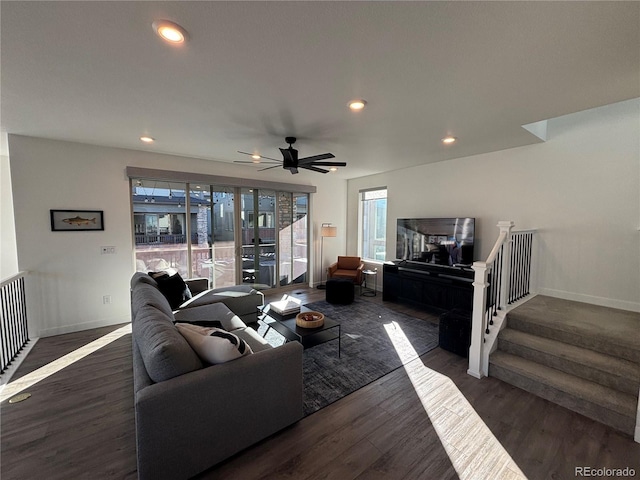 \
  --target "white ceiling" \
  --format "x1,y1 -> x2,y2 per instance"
2,1 -> 638,179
